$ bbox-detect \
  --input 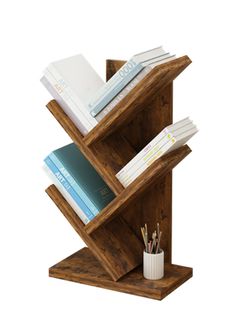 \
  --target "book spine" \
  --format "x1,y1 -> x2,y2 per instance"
89,60 -> 144,117
44,165 -> 90,225
41,75 -> 88,136
120,127 -> 198,187
116,128 -> 169,179
119,137 -> 177,187
46,65 -> 97,129
96,66 -> 153,121
118,133 -> 175,185
116,121 -> 192,180
49,153 -> 99,216
44,157 -> 95,220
